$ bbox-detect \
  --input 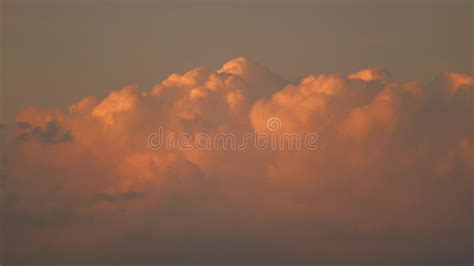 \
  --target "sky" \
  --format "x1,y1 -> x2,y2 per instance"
1,1 -> 473,265
2,1 -> 472,122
